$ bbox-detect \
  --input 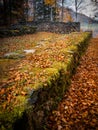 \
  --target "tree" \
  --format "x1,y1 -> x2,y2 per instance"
91,0 -> 98,3
44,0 -> 57,21
74,0 -> 84,21
57,0 -> 65,22
64,8 -> 73,22
61,0 -> 64,22
2,0 -> 9,25
63,0 -> 84,22
34,0 -> 45,20
1,0 -> 25,25
34,0 -> 57,21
